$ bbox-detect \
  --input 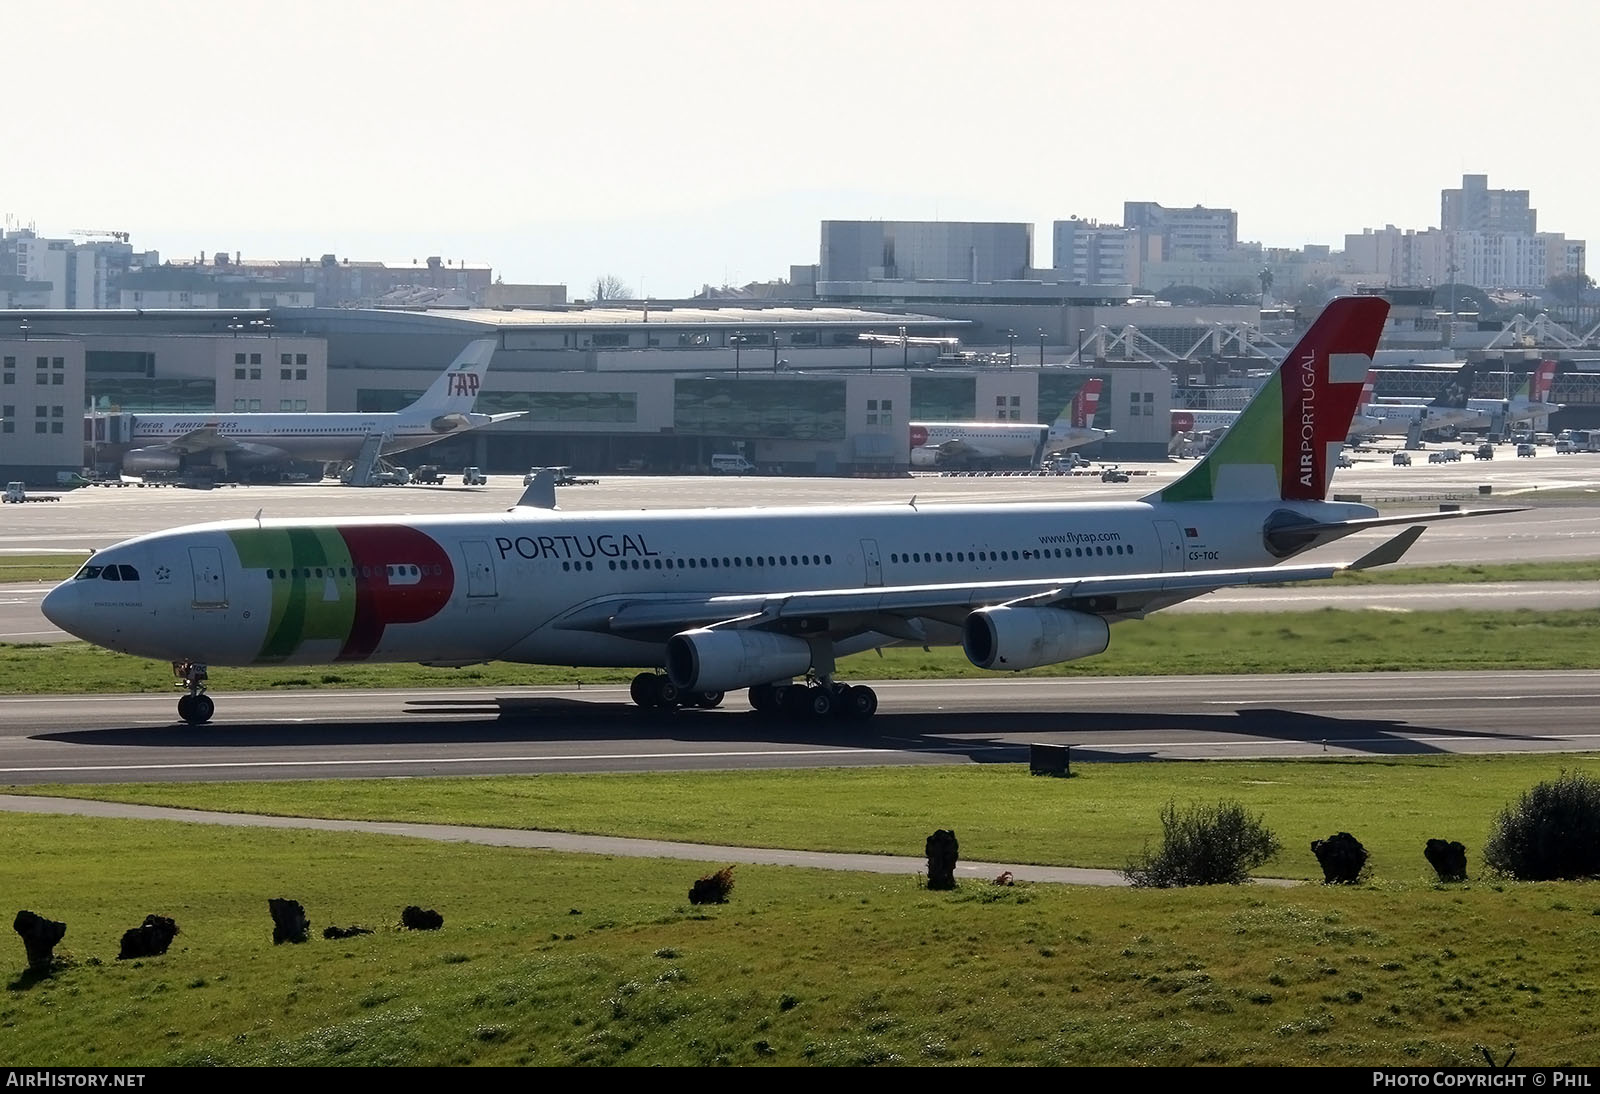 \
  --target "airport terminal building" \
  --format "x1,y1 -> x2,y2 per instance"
0,305 -> 1175,483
